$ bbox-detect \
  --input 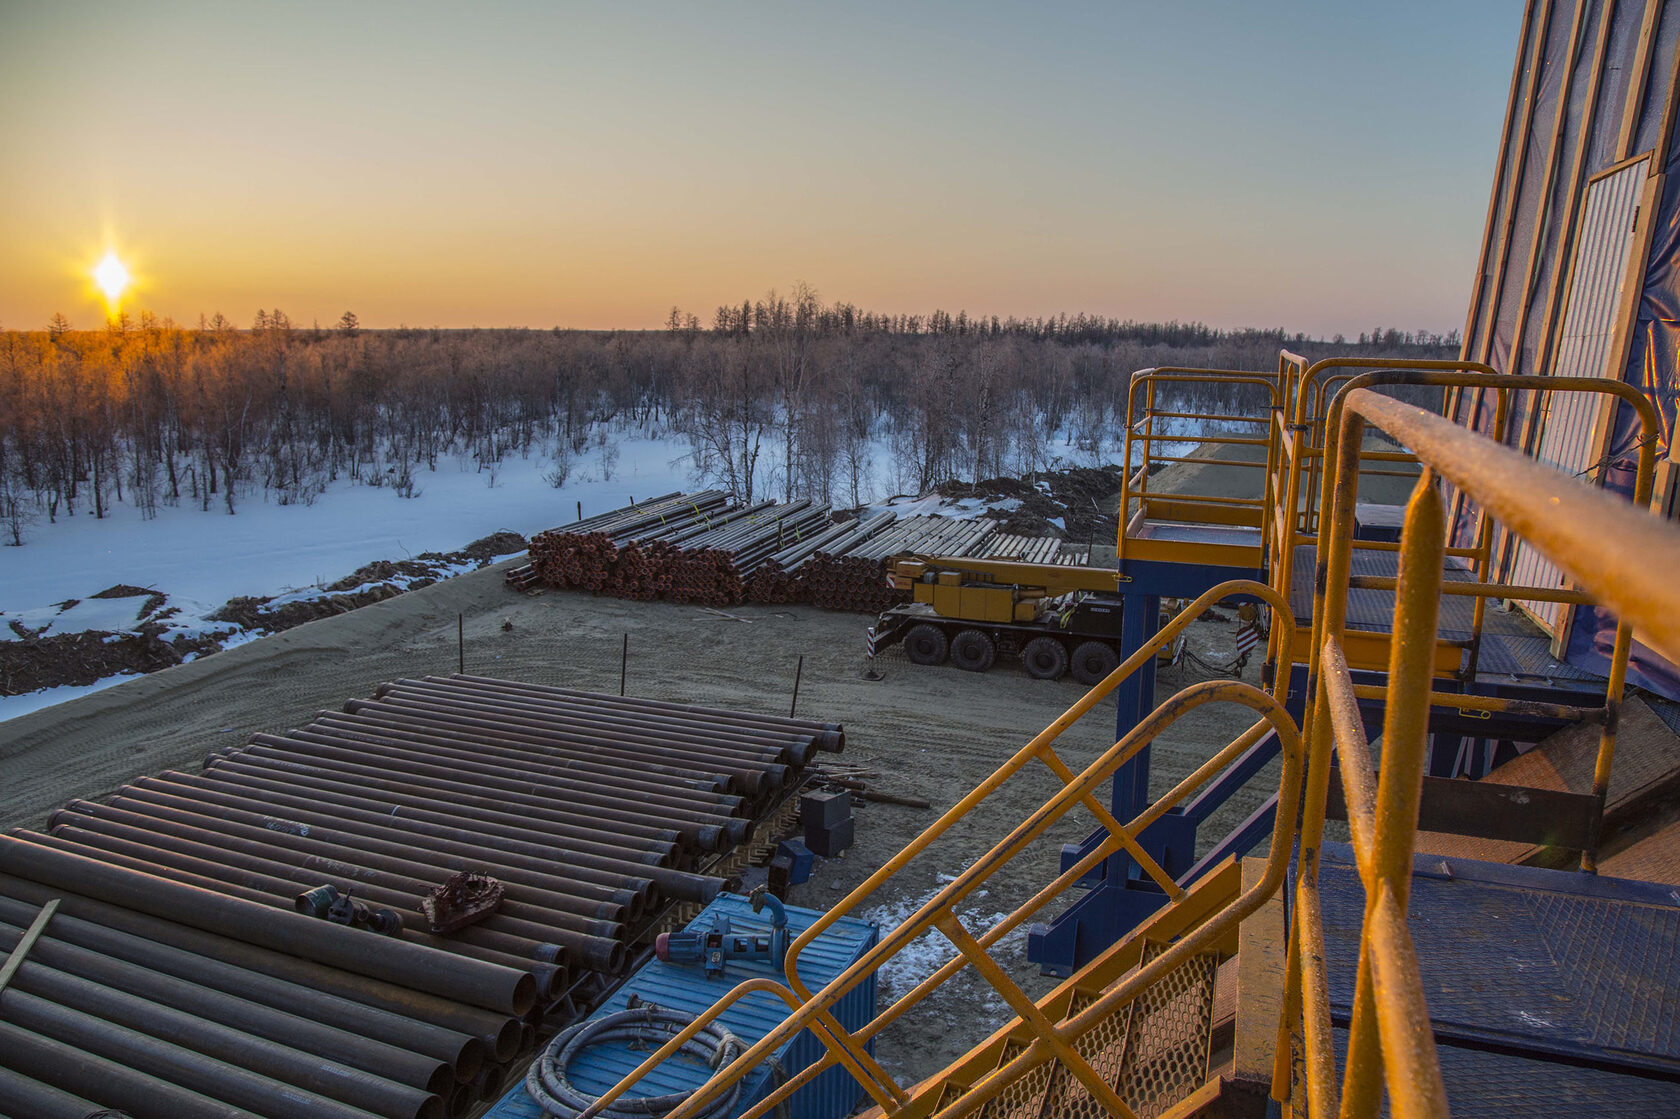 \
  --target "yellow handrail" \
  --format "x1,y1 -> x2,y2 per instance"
587,579 -> 1298,1119
1119,368 -> 1282,565
591,353 -> 1680,1119
1299,372 -> 1659,868
1275,381 -> 1680,1119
